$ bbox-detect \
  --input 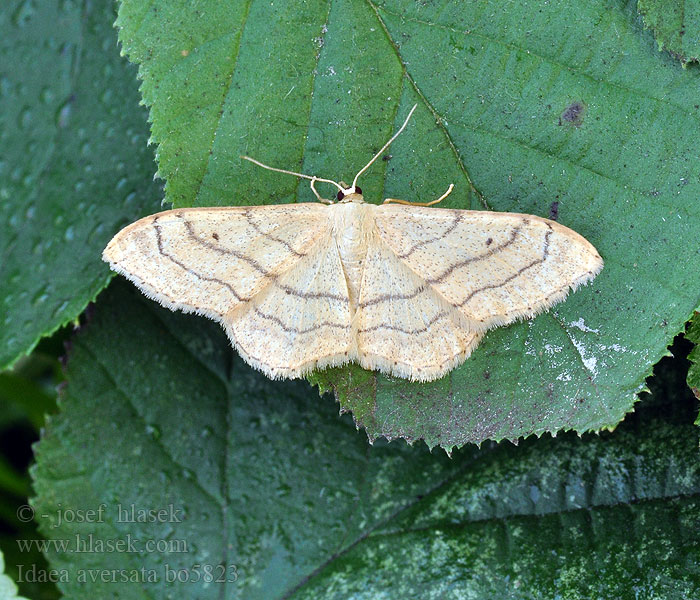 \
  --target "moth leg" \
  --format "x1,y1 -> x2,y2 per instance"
310,177 -> 333,204
383,183 -> 454,207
